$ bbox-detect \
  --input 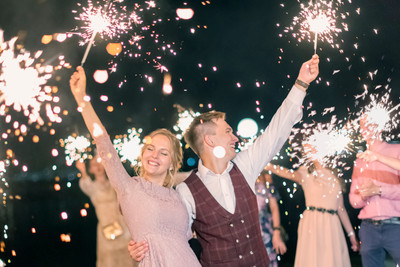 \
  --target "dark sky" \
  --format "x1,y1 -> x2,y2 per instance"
0,0 -> 399,173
